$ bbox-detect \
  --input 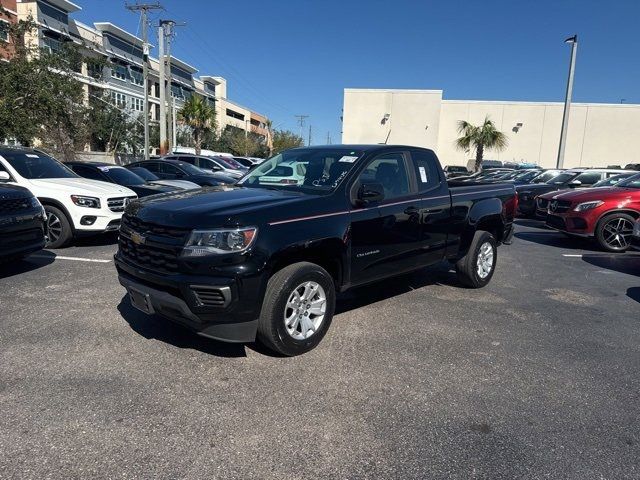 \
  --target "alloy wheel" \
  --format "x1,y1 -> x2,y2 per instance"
602,217 -> 634,250
284,281 -> 327,340
47,212 -> 62,245
476,242 -> 494,279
